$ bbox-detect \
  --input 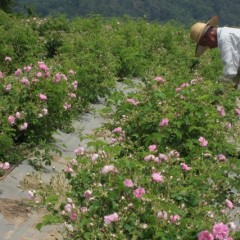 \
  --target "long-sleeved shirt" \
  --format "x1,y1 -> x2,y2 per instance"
217,27 -> 240,77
